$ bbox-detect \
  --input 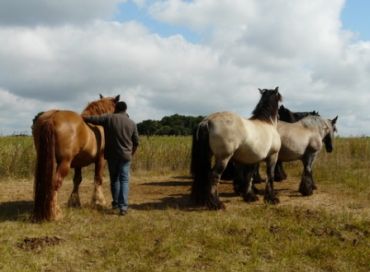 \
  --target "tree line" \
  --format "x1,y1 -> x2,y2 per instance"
137,114 -> 204,136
